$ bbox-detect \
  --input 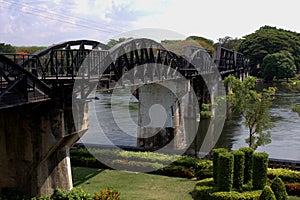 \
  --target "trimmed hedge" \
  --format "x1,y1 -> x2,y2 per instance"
239,147 -> 254,184
218,152 -> 233,191
252,152 -> 268,190
210,191 -> 261,200
259,186 -> 276,200
232,150 -> 245,191
212,148 -> 228,184
71,148 -> 213,179
268,168 -> 300,183
270,176 -> 288,200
